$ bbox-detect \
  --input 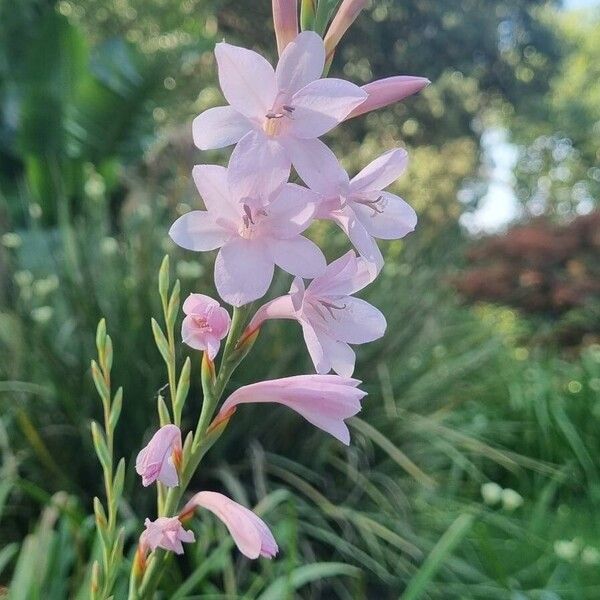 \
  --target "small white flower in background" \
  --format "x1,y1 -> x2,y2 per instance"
176,261 -> 204,280
31,306 -> 54,324
1,232 -> 22,249
554,539 -> 579,561
14,270 -> 34,288
85,174 -> 106,198
501,488 -> 523,511
101,237 -> 119,256
480,482 -> 502,506
581,546 -> 600,566
29,203 -> 42,219
33,275 -> 59,298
